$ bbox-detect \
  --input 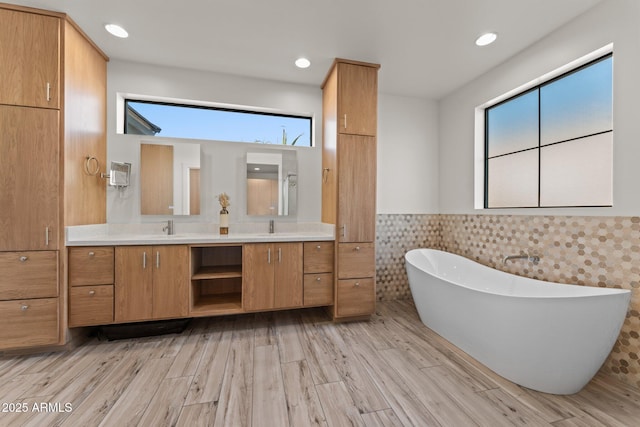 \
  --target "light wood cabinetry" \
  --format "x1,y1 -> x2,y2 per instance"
115,245 -> 189,322
303,242 -> 334,307
0,106 -> 59,251
68,247 -> 114,327
337,135 -> 376,242
0,298 -> 58,348
243,242 -> 303,311
337,243 -> 375,279
0,8 -> 60,109
0,251 -> 58,299
69,285 -> 113,327
322,59 -> 379,320
337,62 -> 378,136
336,278 -> 375,318
69,247 -> 114,286
65,240 -> 333,327
0,3 -> 108,350
0,250 -> 59,347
